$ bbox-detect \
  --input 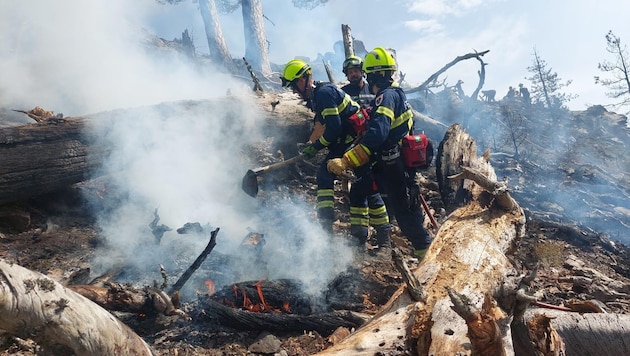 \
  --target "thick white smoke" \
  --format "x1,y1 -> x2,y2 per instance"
1,0 -> 353,302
